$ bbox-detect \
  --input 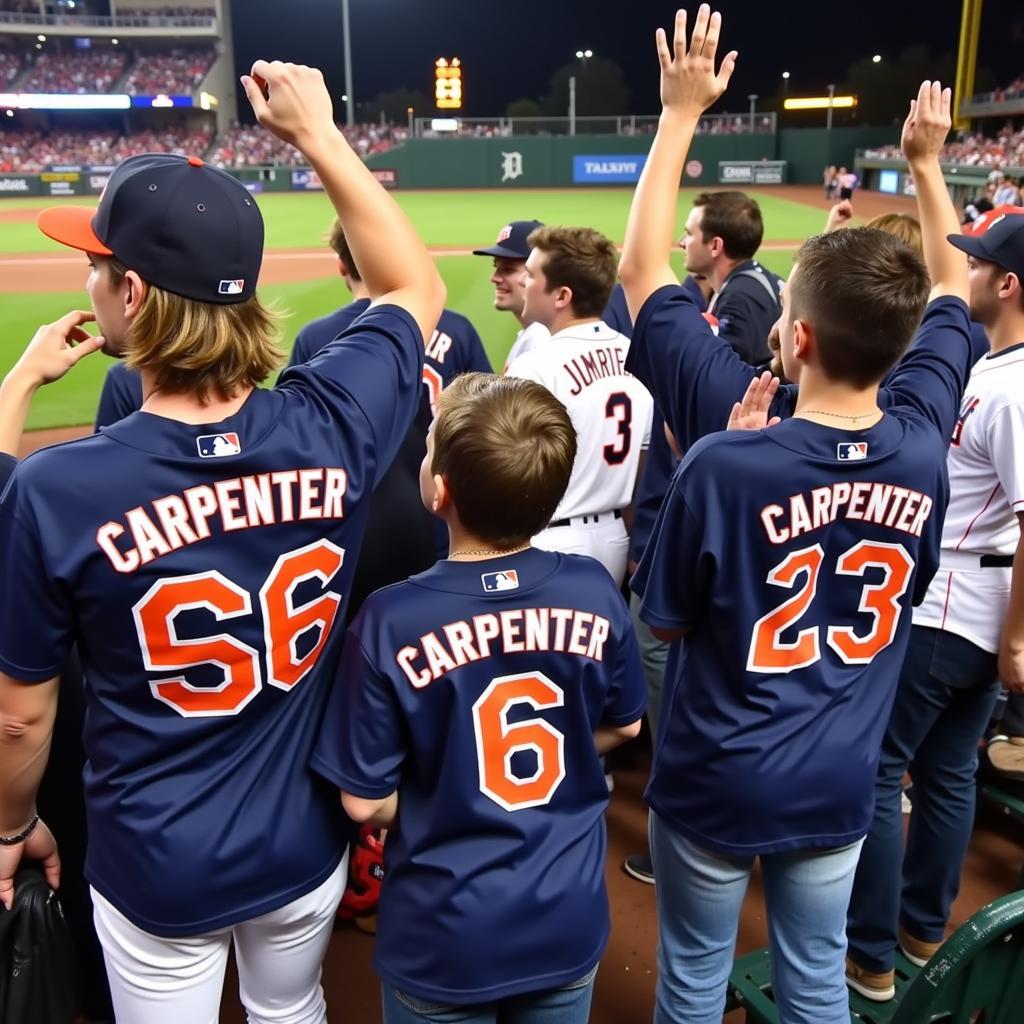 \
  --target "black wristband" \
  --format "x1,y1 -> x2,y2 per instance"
0,813 -> 40,846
